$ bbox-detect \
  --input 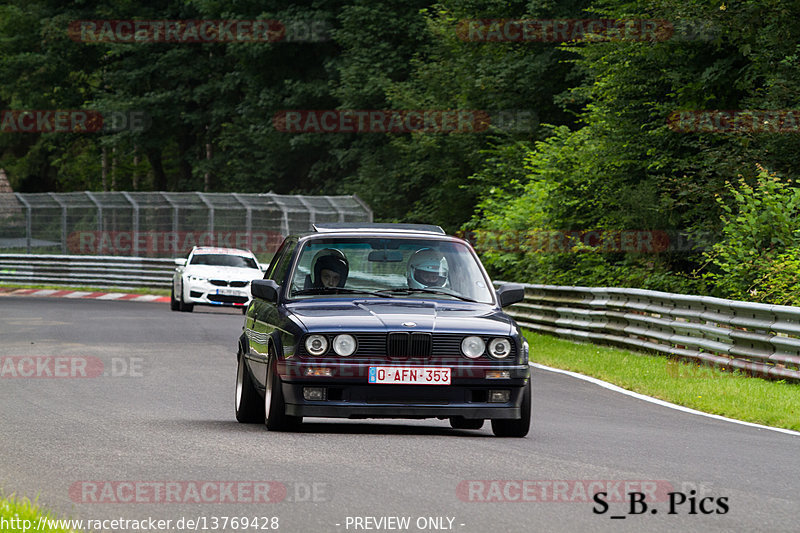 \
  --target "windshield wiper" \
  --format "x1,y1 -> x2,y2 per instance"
376,288 -> 479,303
291,287 -> 392,298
